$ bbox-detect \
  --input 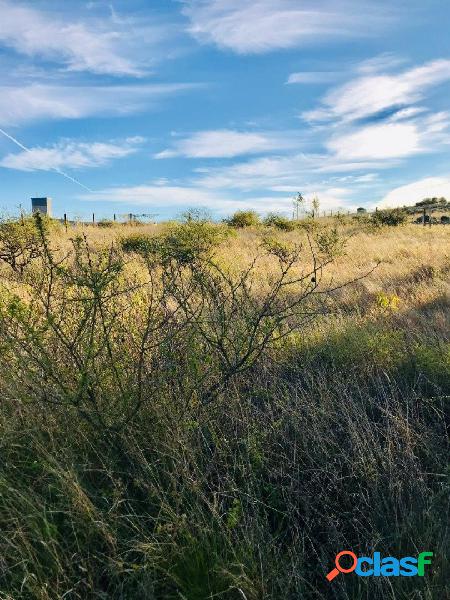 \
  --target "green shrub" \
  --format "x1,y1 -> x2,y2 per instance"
371,208 -> 408,226
122,220 -> 232,264
98,219 -> 115,228
263,213 -> 296,231
295,217 -> 321,233
314,226 -> 345,258
0,215 -> 45,275
409,341 -> 450,390
120,233 -> 155,254
226,210 -> 260,228
312,325 -> 406,372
